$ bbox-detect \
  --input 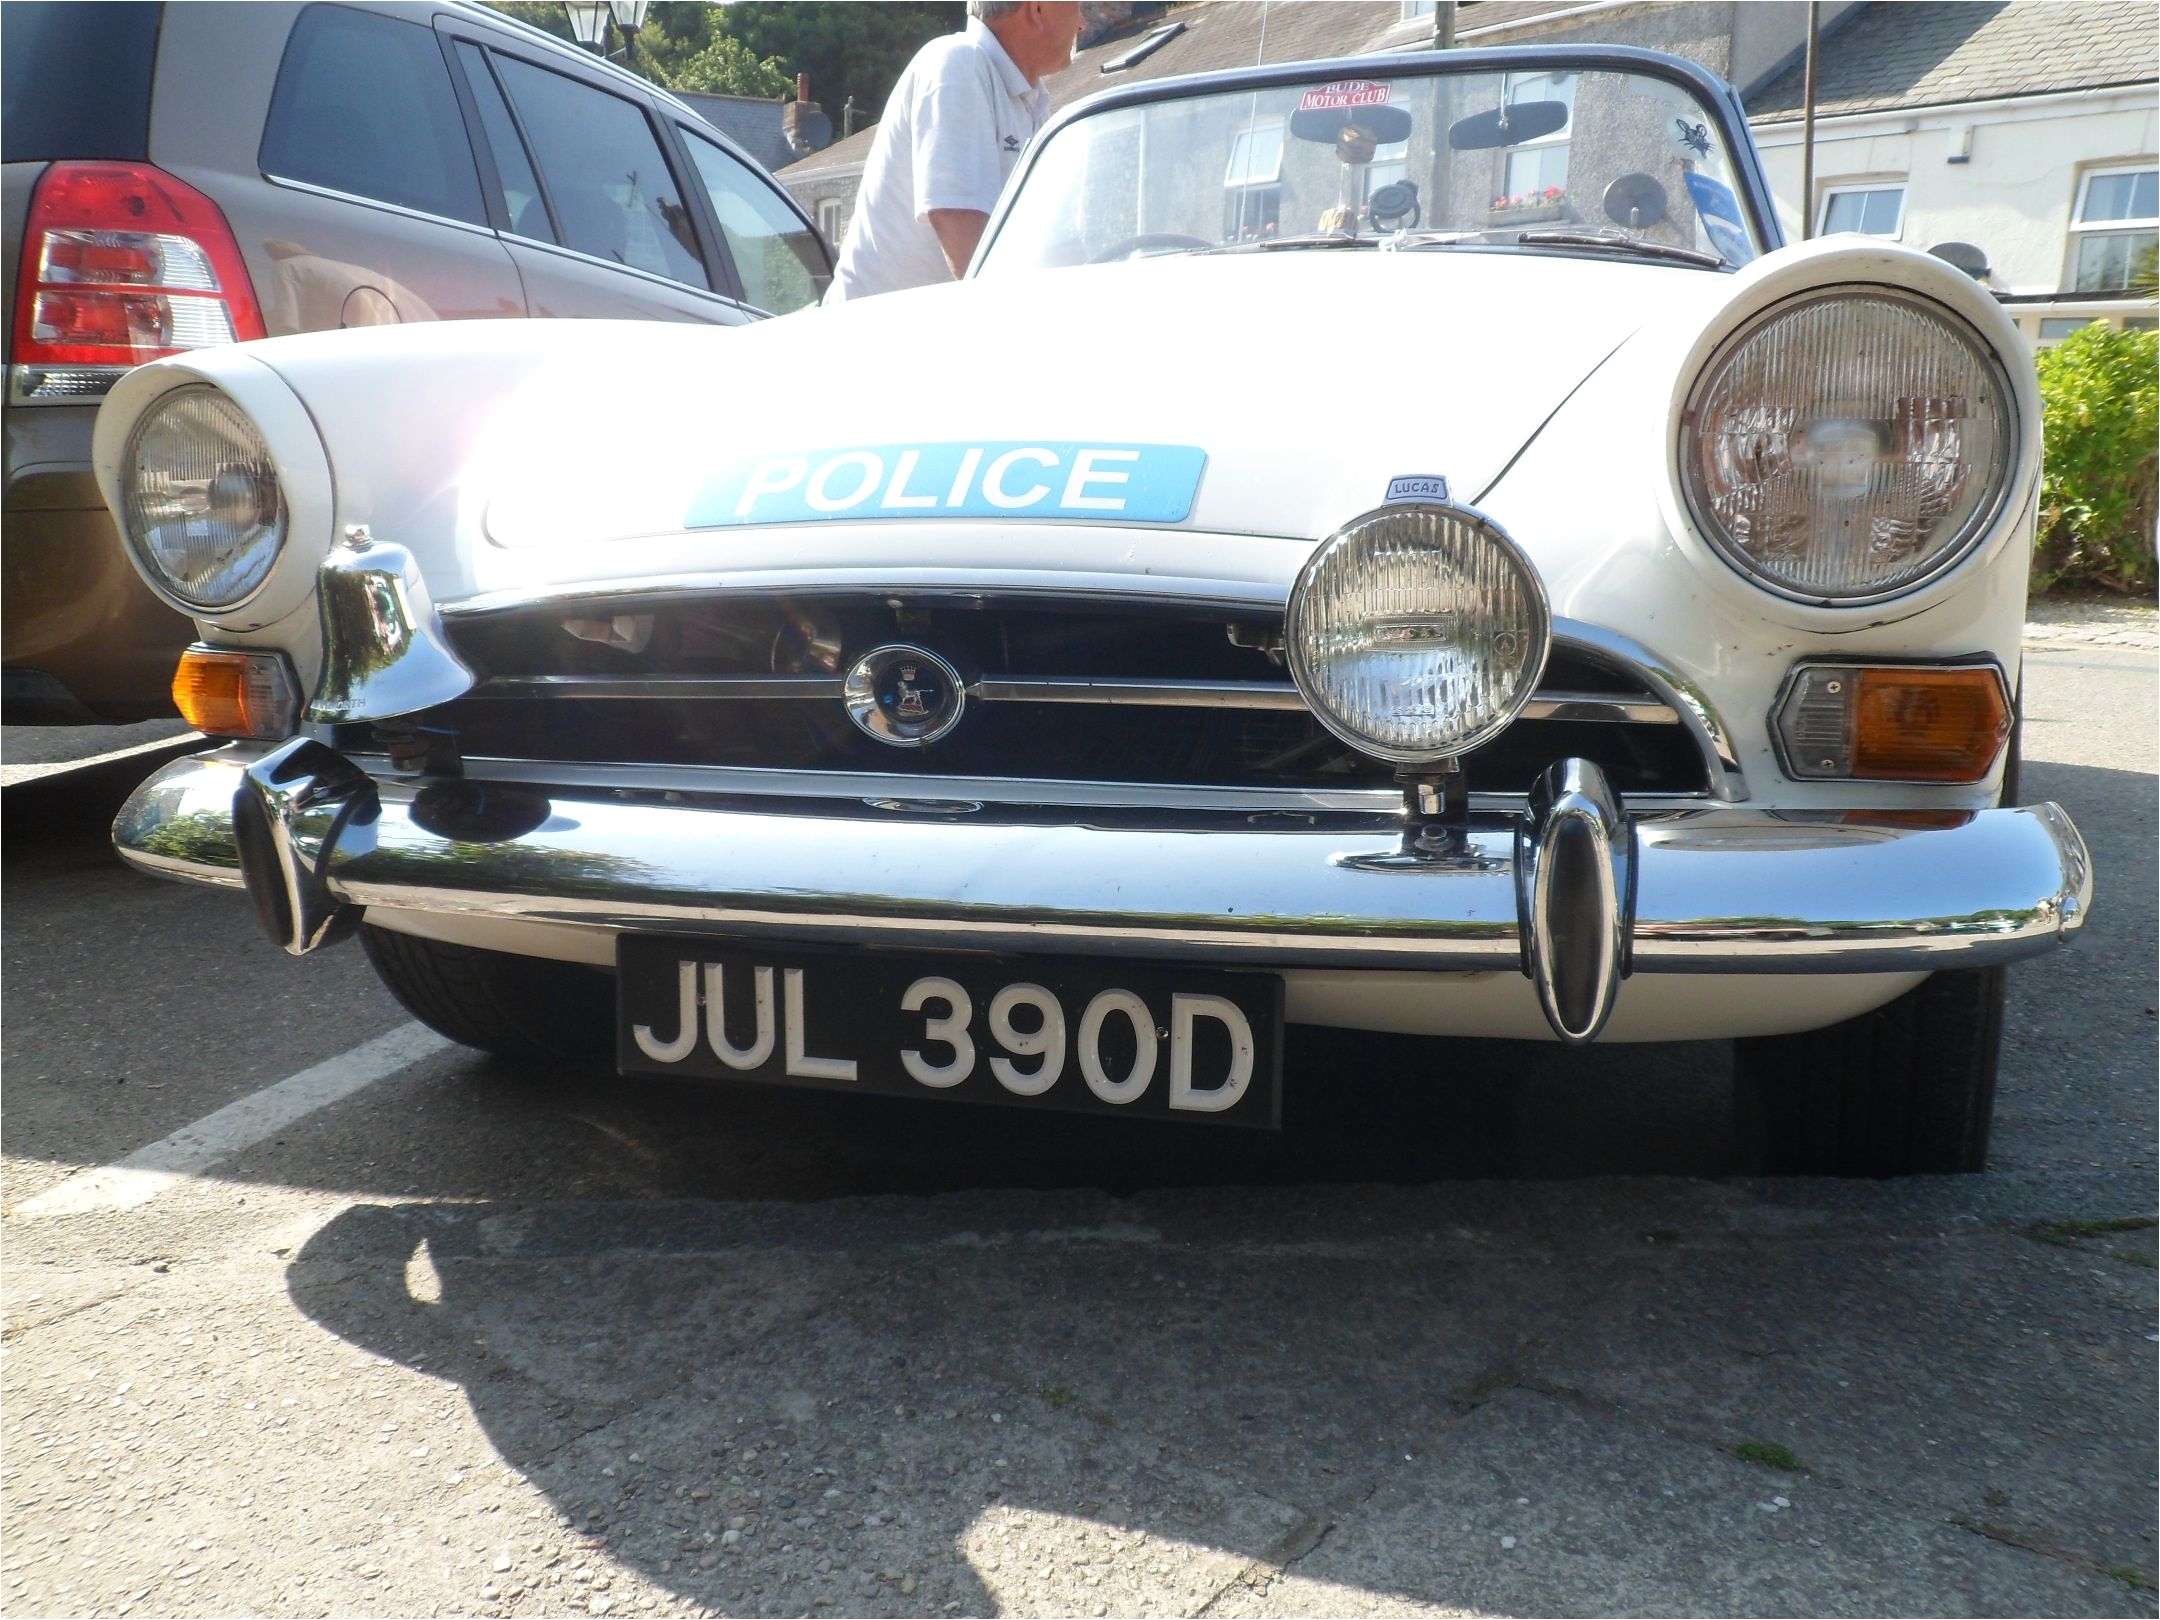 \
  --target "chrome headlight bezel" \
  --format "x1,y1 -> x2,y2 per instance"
119,381 -> 290,613
1677,286 -> 2022,608
1286,501 -> 1552,767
